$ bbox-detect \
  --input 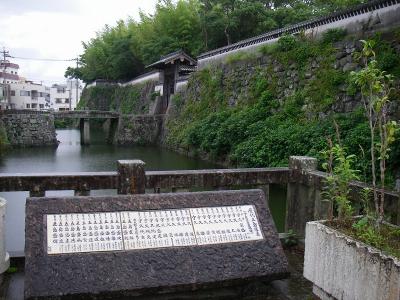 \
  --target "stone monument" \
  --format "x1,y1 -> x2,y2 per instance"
25,189 -> 288,299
